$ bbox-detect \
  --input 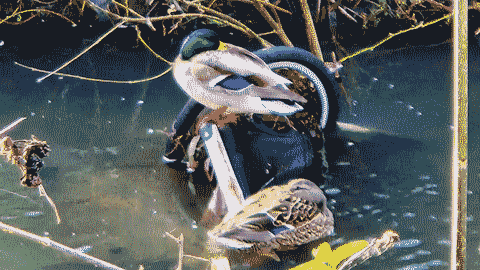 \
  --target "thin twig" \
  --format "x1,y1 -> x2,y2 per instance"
36,20 -> 126,83
183,1 -> 273,48
258,30 -> 277,36
0,221 -> 125,270
32,0 -> 59,4
339,13 -> 452,62
252,0 -> 293,47
15,62 -> 172,84
424,0 -> 453,12
299,0 -> 324,62
0,118 -> 26,138
2,14 -> 38,25
135,26 -> 172,64
338,6 -> 358,22
112,0 -> 156,30
165,232 -> 183,270
316,0 -> 322,22
0,8 -> 76,26
165,232 -> 211,268
343,6 -> 362,18
233,0 -> 292,14
38,184 -> 61,224
0,7 -> 19,25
